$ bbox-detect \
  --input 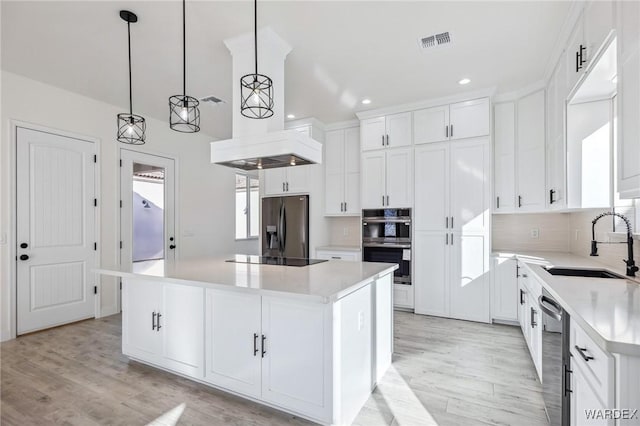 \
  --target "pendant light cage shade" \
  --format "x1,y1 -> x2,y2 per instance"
117,113 -> 146,145
169,95 -> 201,132
240,73 -> 274,119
